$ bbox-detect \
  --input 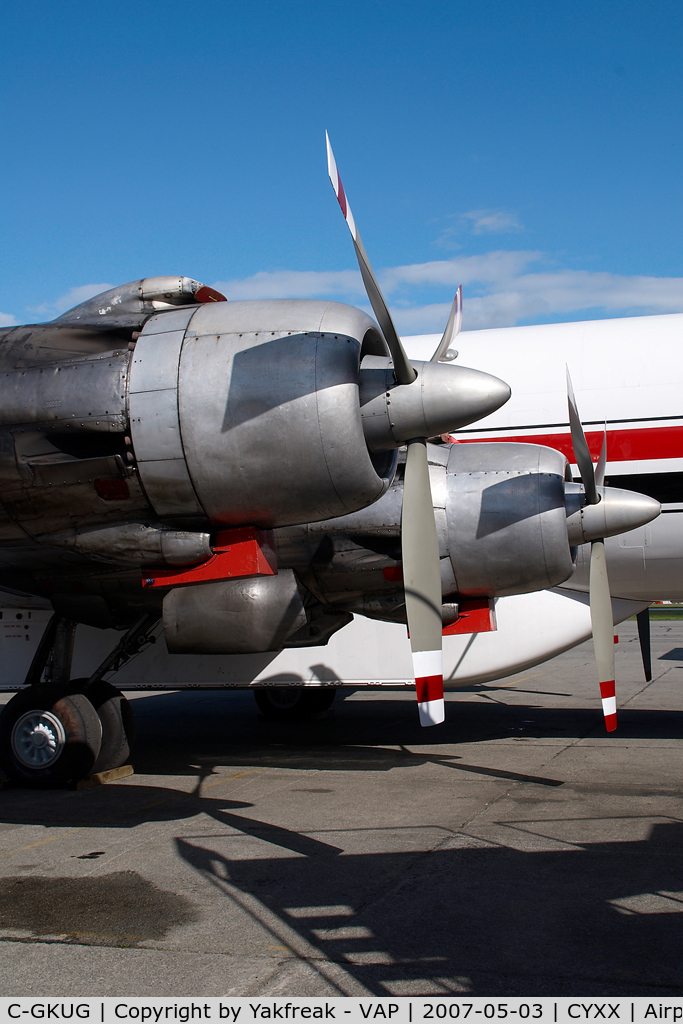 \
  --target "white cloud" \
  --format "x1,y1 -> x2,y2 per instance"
214,252 -> 537,304
462,209 -> 523,235
0,313 -> 18,327
53,283 -> 114,313
380,251 -> 539,292
213,269 -> 363,301
389,266 -> 683,333
36,260 -> 683,336
434,210 -> 523,248
215,251 -> 683,335
28,283 -> 114,319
